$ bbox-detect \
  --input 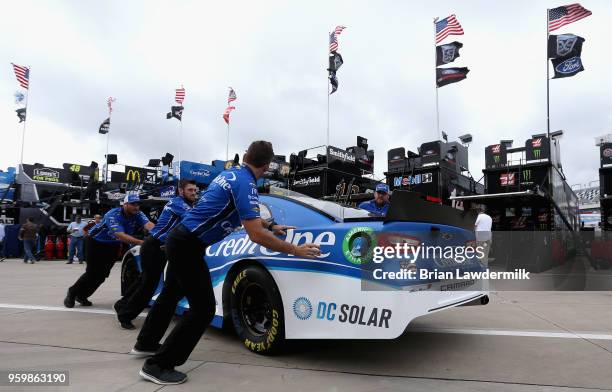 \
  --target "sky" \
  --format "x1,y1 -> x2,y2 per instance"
1,0 -> 610,190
